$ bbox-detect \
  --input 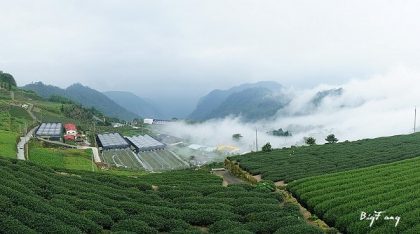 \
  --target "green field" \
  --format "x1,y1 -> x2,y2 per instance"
229,133 -> 420,182
29,142 -> 95,171
0,130 -> 18,158
101,149 -> 144,170
288,157 -> 420,233
139,150 -> 189,171
0,157 -> 323,233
